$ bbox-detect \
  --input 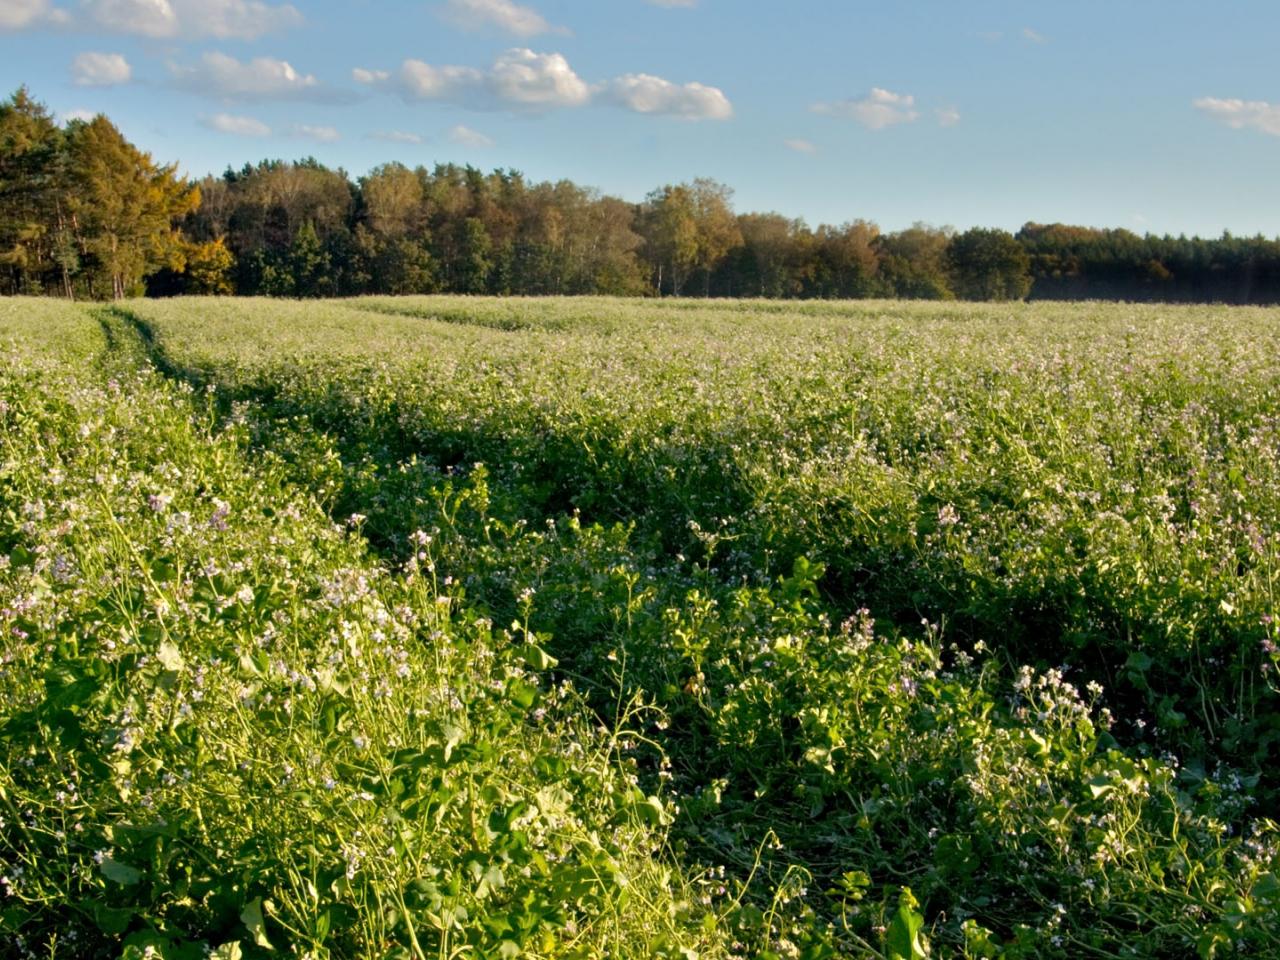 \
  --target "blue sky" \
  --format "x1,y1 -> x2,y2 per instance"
2,0 -> 1278,236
